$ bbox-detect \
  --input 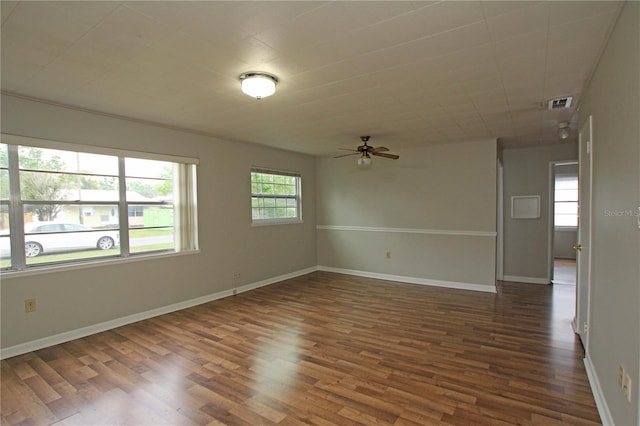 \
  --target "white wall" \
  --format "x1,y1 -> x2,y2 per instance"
554,229 -> 577,259
502,143 -> 577,283
579,3 -> 639,425
316,139 -> 497,292
0,95 -> 317,351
